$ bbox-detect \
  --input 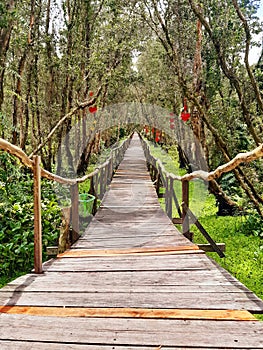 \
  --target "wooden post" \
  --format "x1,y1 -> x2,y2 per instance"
58,207 -> 71,254
99,168 -> 104,199
182,180 -> 192,241
110,156 -> 113,180
166,176 -> 173,219
156,173 -> 161,197
89,176 -> 97,215
95,172 -> 99,198
70,183 -> 79,243
33,155 -> 42,274
104,163 -> 108,193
